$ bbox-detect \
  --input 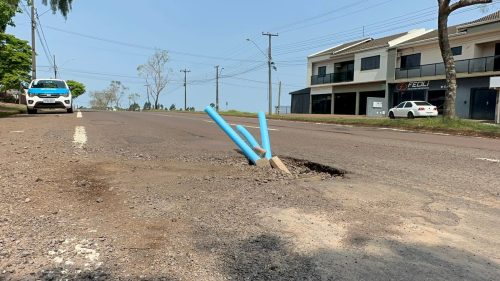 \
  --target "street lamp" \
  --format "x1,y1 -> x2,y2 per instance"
246,38 -> 267,59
